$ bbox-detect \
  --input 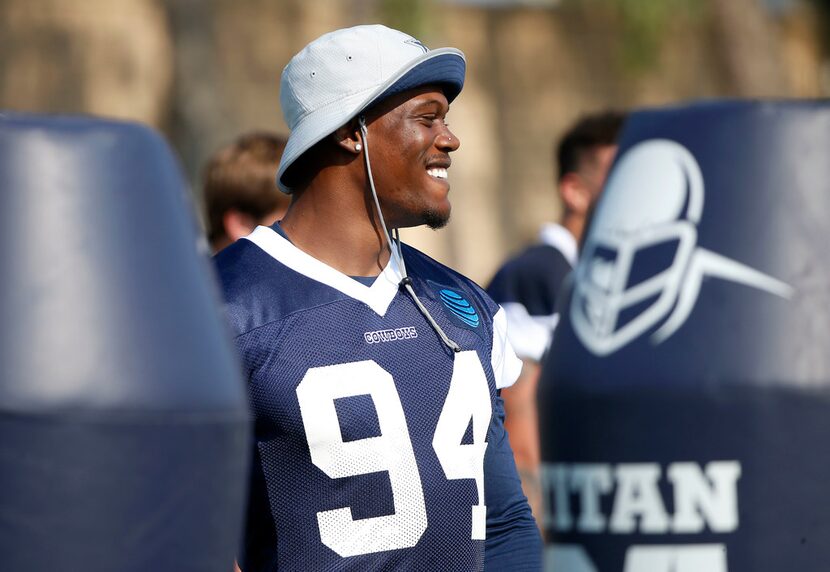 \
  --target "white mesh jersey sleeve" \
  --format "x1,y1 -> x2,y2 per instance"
490,306 -> 524,390
500,302 -> 559,362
